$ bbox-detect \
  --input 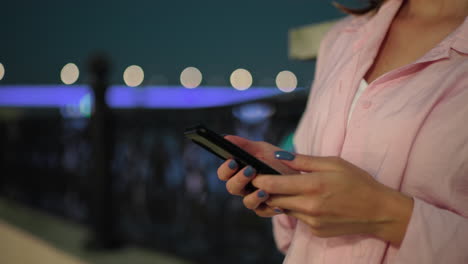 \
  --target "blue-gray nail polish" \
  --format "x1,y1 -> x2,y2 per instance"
257,190 -> 267,198
228,160 -> 238,170
275,151 -> 295,161
274,208 -> 283,214
244,166 -> 255,177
